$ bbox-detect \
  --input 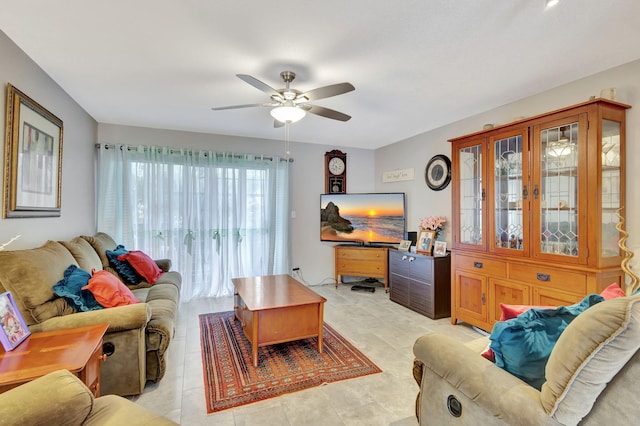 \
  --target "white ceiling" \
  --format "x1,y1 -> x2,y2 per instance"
1,1 -> 640,149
